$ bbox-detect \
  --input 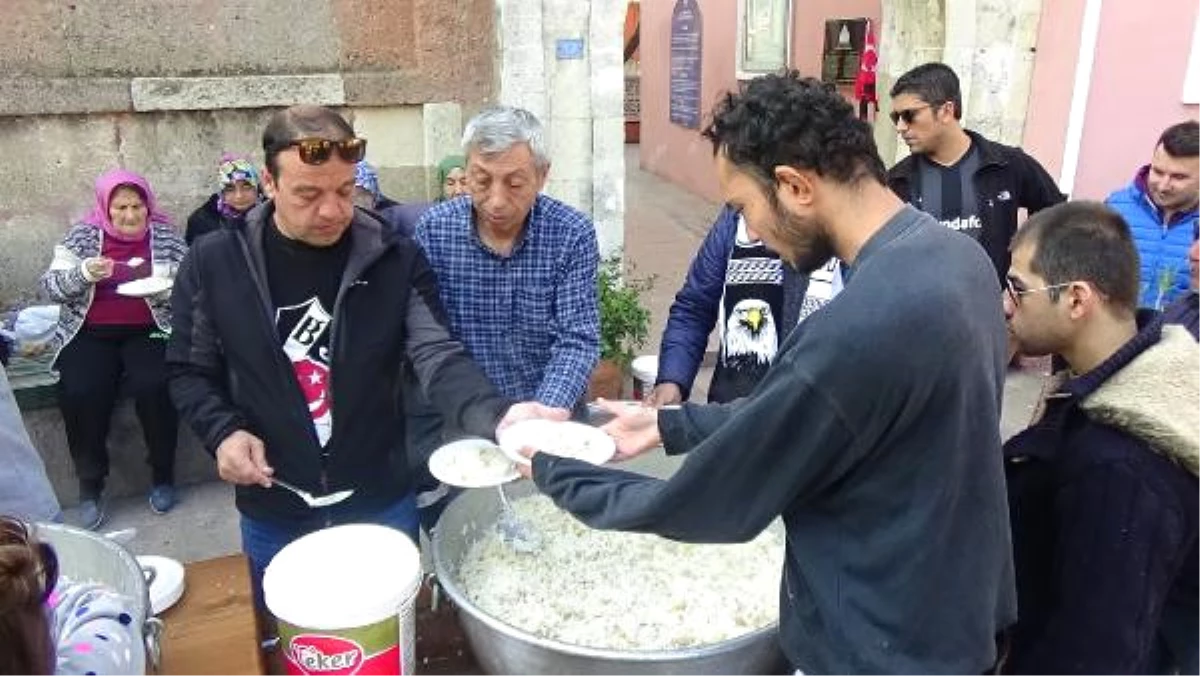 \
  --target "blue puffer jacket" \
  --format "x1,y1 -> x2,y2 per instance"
1105,166 -> 1198,309
656,206 -> 806,399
